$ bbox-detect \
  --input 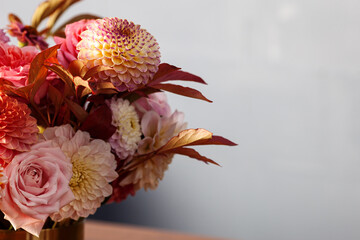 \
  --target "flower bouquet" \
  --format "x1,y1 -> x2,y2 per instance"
0,0 -> 235,238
